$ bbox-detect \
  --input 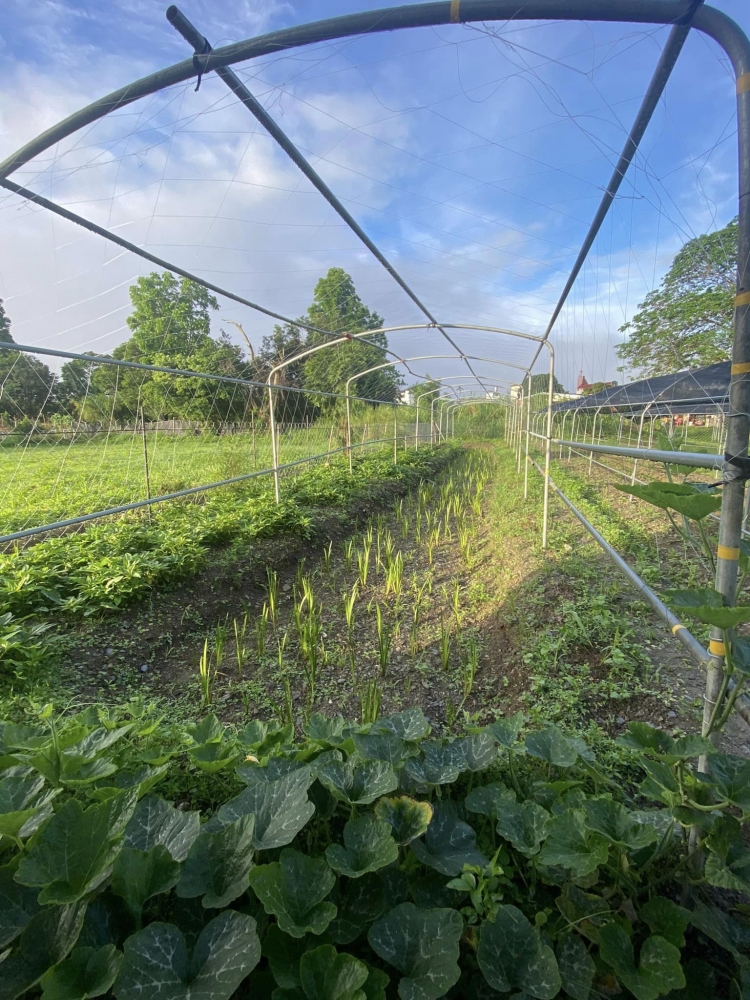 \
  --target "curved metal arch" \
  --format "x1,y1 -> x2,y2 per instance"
0,2 -> 725,183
